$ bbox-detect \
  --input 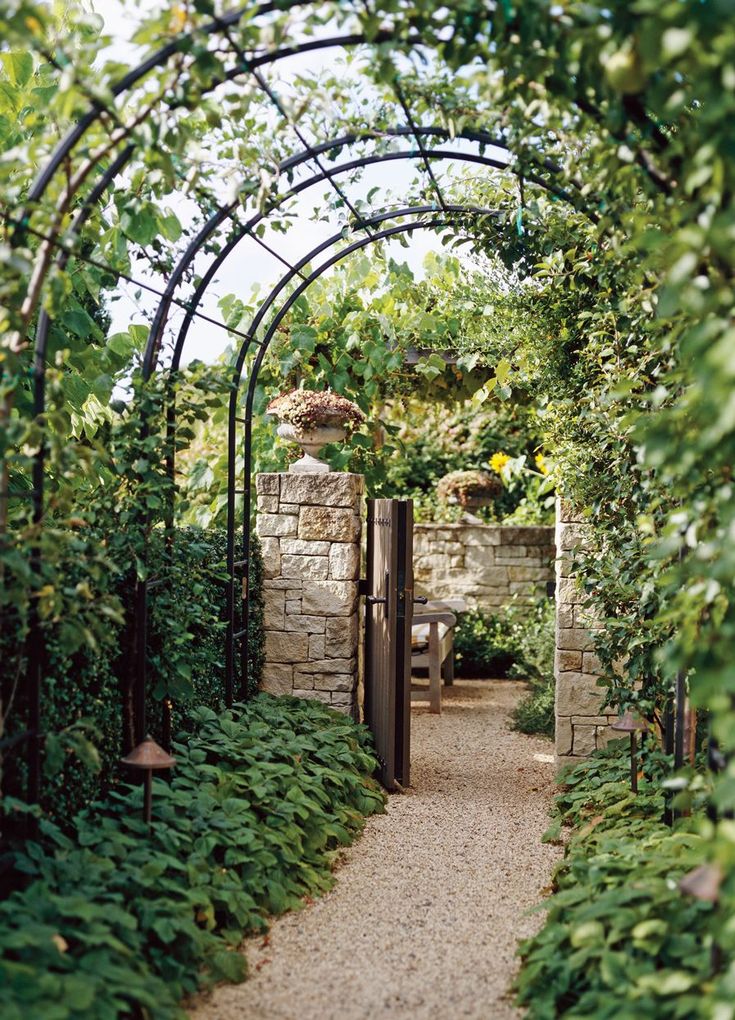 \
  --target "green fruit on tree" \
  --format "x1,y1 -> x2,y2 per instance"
603,47 -> 646,94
